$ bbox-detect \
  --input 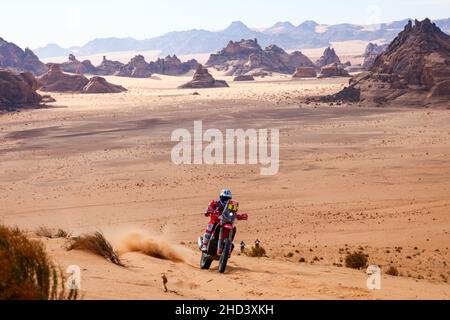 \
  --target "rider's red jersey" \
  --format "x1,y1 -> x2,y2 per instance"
206,200 -> 225,223
205,199 -> 248,223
